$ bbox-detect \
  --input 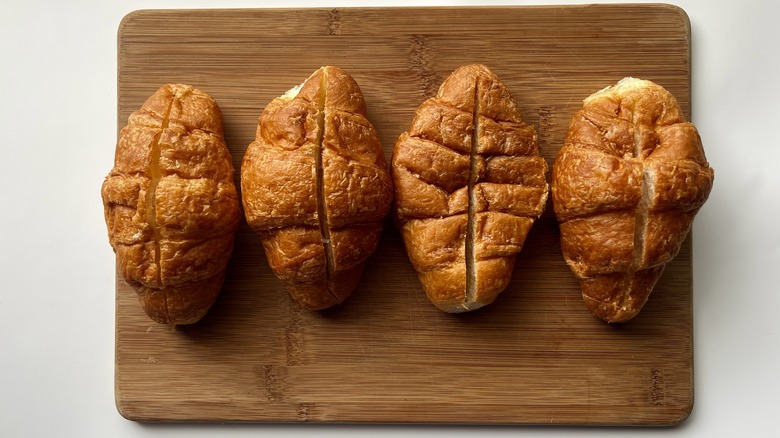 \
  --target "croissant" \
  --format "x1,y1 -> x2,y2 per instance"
241,66 -> 392,310
552,77 -> 714,323
392,64 -> 548,313
102,84 -> 241,325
